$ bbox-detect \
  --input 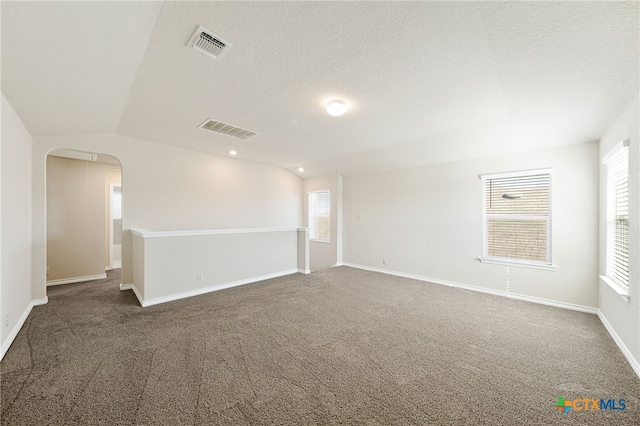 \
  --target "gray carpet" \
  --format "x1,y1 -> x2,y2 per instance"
1,267 -> 639,425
